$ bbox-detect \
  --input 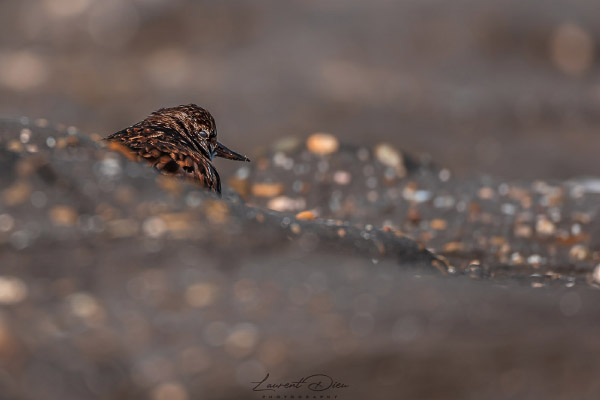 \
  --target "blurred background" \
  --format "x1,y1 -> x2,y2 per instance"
0,0 -> 599,179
